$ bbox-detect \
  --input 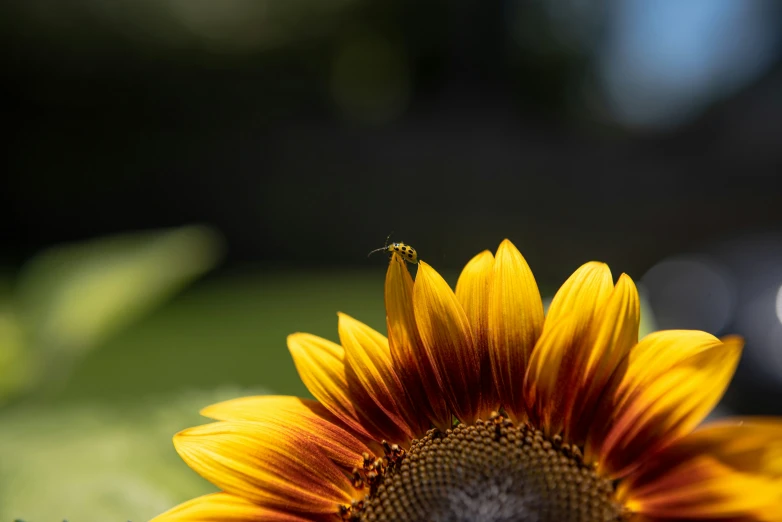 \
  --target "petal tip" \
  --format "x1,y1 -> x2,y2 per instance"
172,427 -> 200,455
199,404 -> 217,417
287,332 -> 321,351
496,238 -> 519,254
616,272 -> 636,286
720,334 -> 744,350
389,252 -> 406,266
576,260 -> 612,279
